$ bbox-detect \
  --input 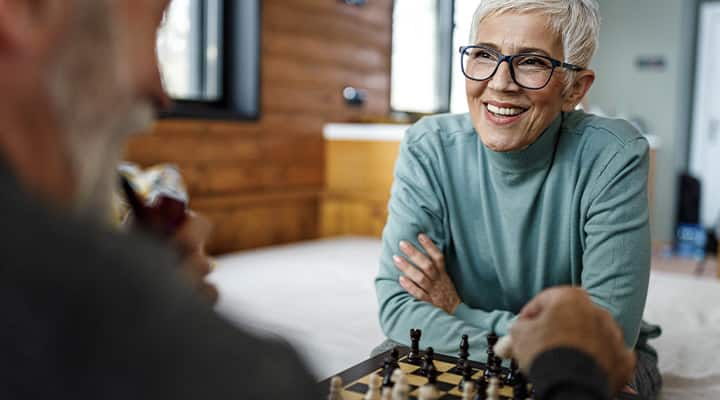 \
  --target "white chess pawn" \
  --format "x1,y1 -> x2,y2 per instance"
328,376 -> 344,400
391,368 -> 404,383
493,335 -> 514,360
391,372 -> 409,400
364,373 -> 382,400
417,384 -> 440,400
486,377 -> 501,400
461,381 -> 476,400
